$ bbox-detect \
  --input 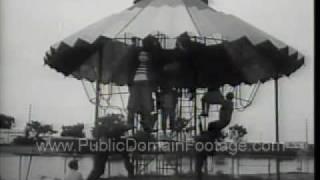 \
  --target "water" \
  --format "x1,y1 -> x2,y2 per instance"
0,154 -> 314,180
